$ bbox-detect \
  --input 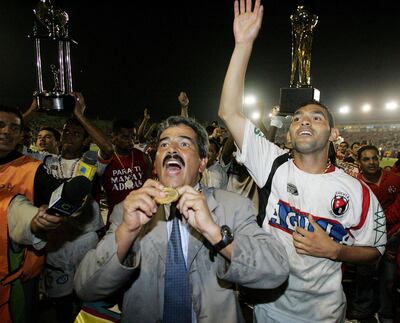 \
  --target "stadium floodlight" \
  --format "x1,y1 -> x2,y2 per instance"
385,101 -> 398,110
362,104 -> 371,112
244,95 -> 256,105
339,106 -> 350,114
251,111 -> 260,120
